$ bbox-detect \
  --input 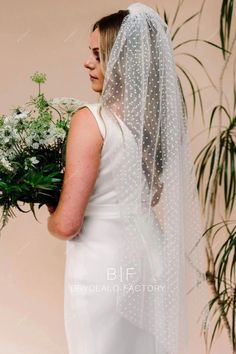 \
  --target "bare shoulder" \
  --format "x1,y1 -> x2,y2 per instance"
71,105 -> 94,123
68,106 -> 103,150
